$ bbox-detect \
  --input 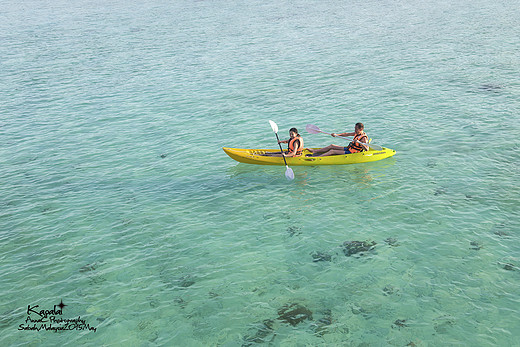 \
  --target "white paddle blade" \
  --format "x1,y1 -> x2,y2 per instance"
269,120 -> 279,133
306,124 -> 321,134
285,167 -> 295,180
